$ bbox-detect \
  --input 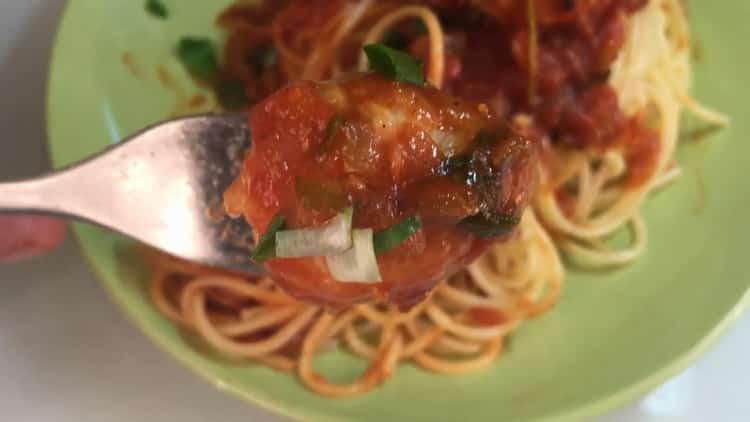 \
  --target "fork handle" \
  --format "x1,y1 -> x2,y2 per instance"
0,174 -> 75,216
0,141 -> 137,234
